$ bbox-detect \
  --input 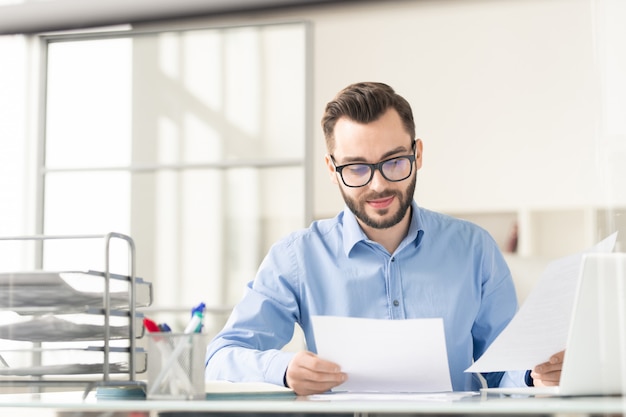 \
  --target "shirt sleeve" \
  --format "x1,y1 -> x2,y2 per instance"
471,231 -> 519,388
499,370 -> 532,387
205,239 -> 301,386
